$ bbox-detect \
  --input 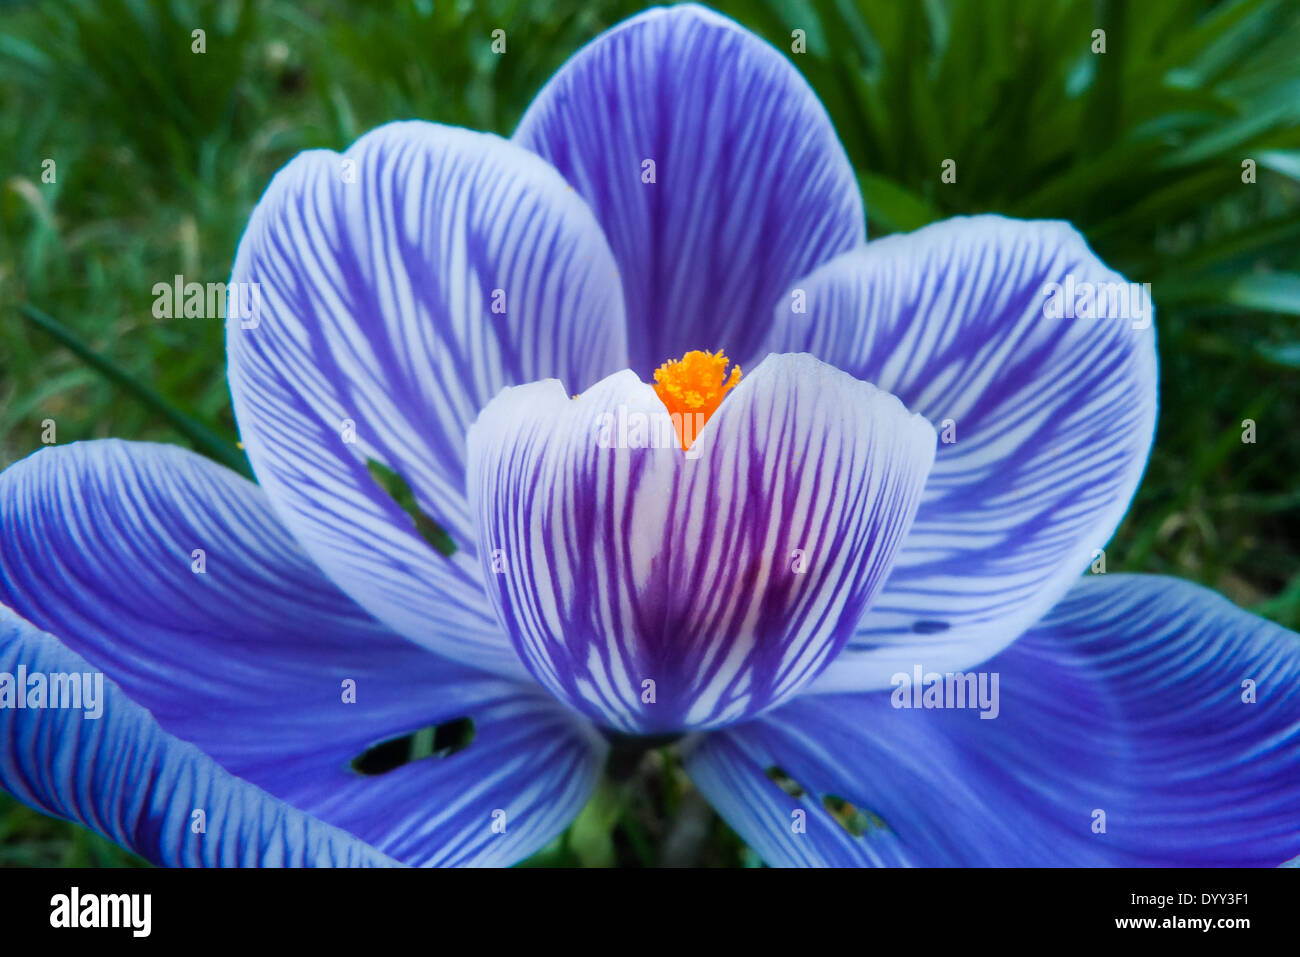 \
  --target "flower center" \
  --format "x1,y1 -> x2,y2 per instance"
651,349 -> 741,450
